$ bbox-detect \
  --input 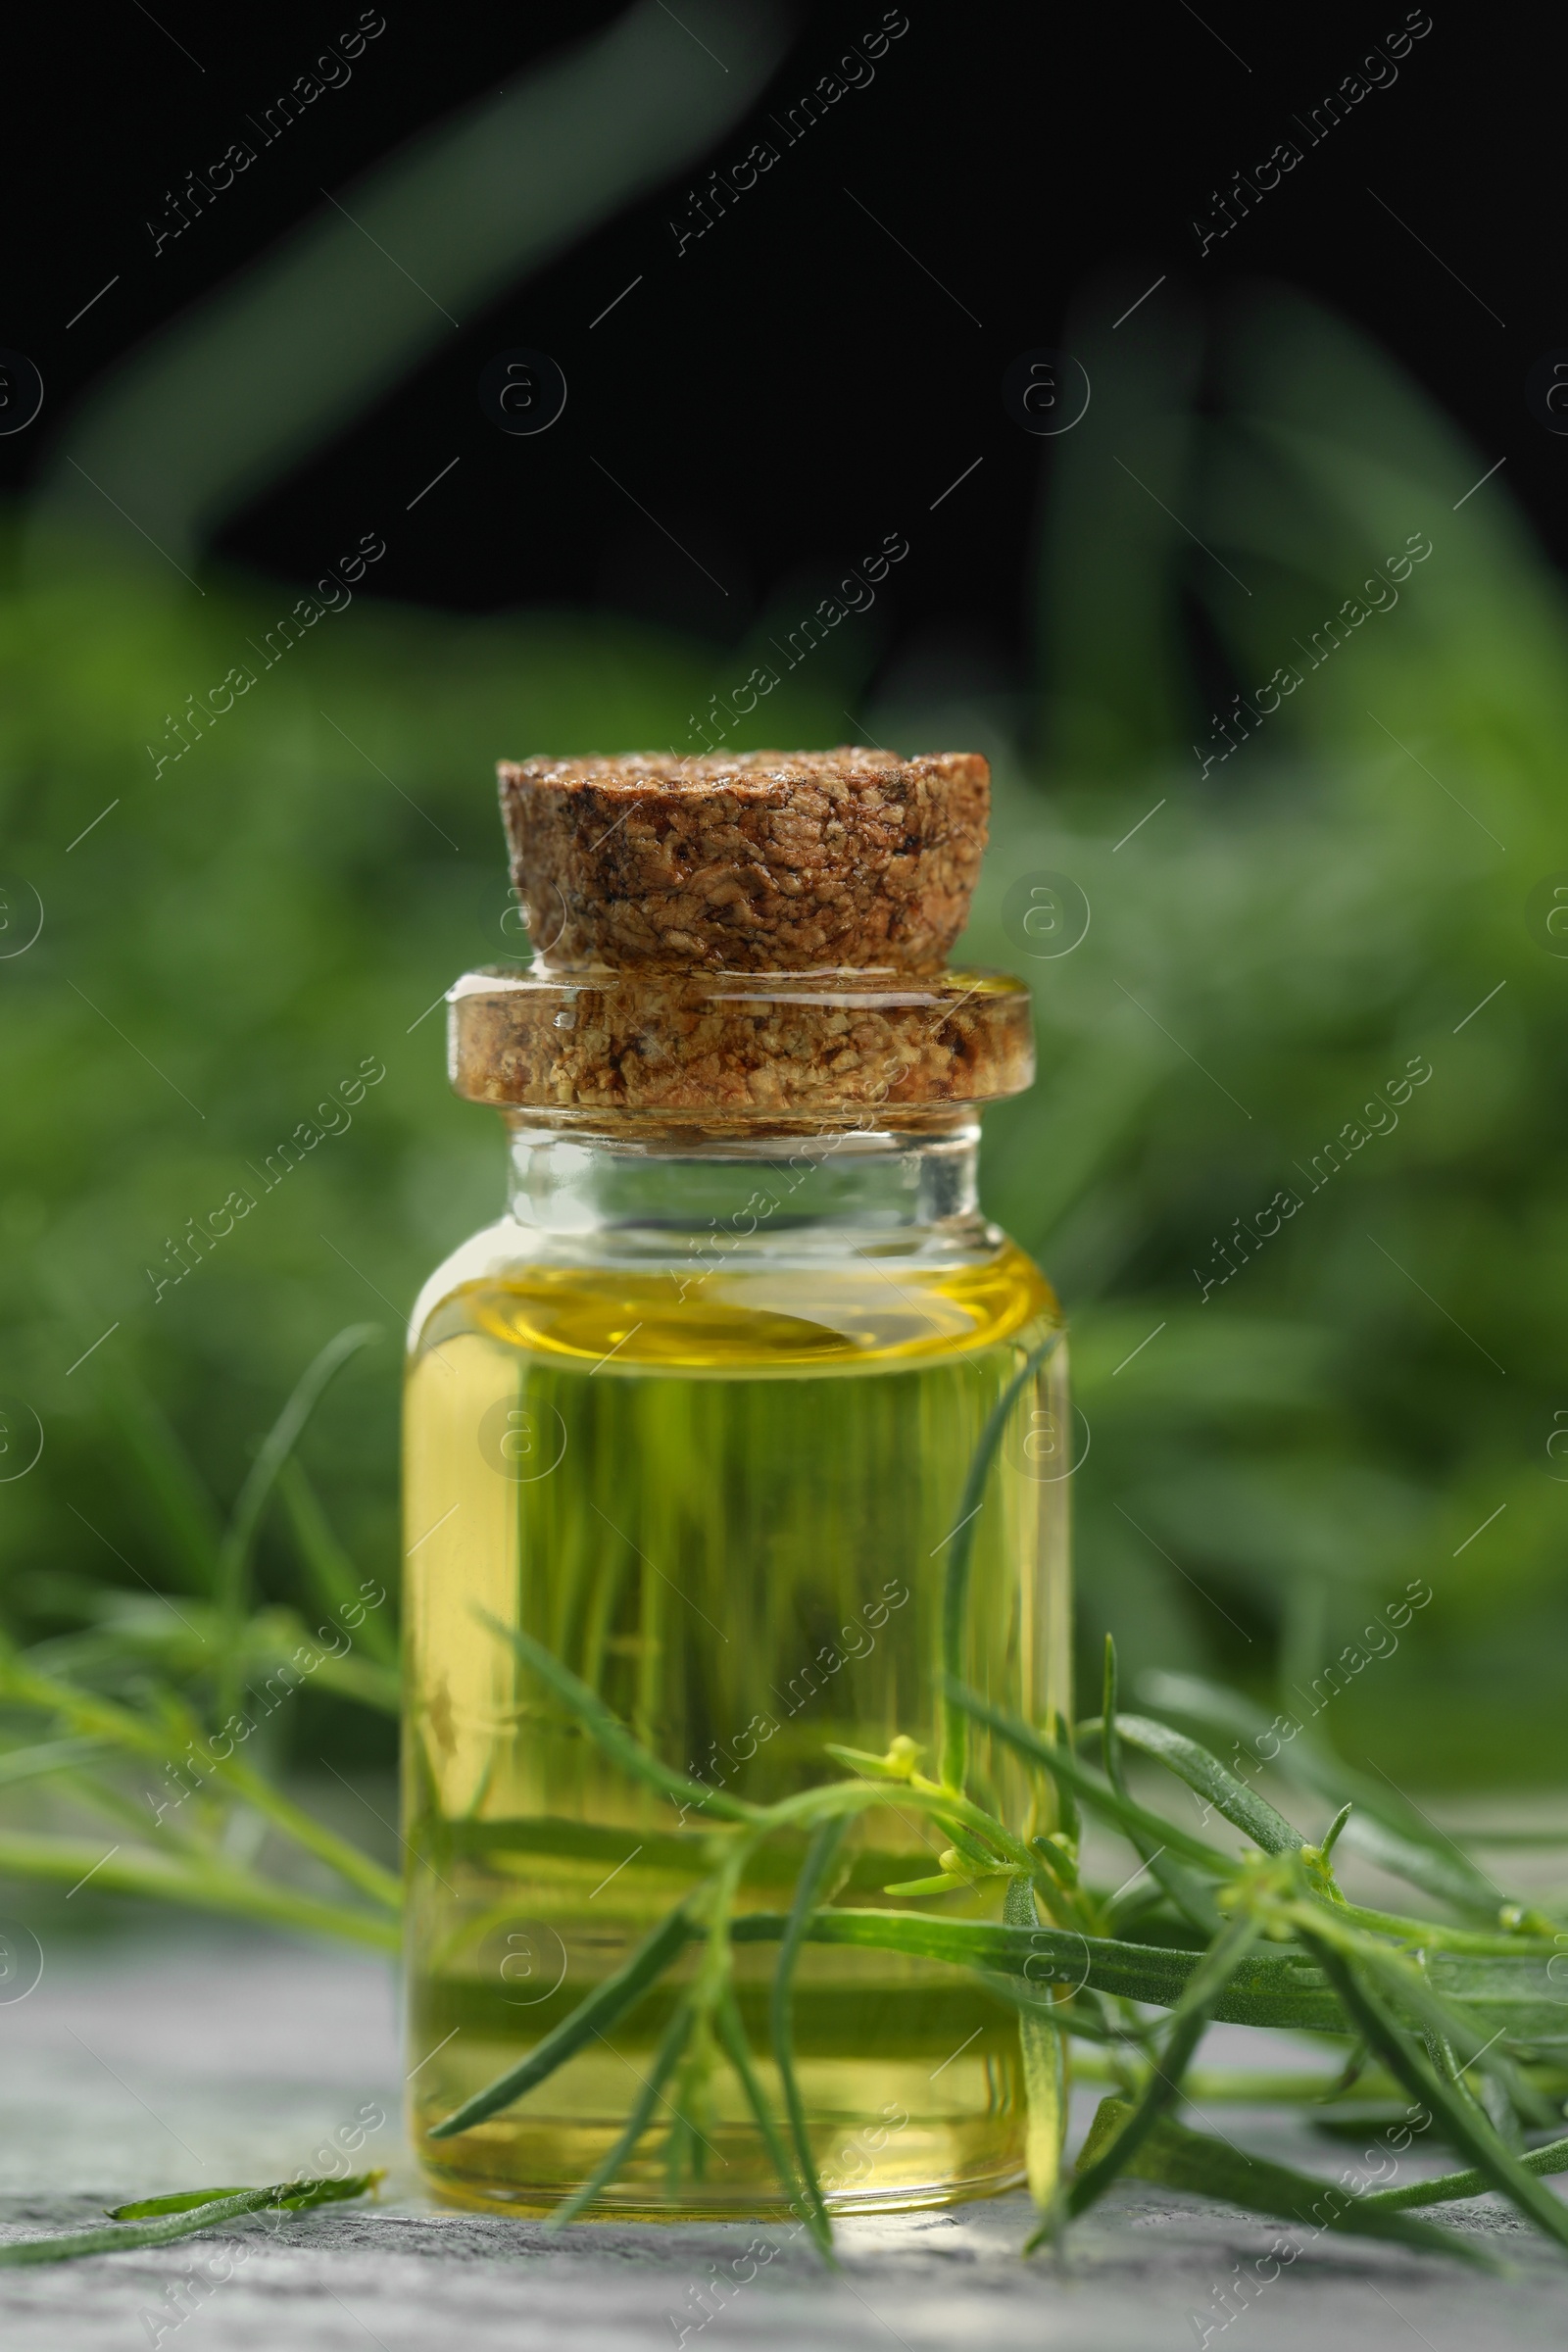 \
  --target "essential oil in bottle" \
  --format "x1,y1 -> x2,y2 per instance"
404,749 -> 1071,2215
